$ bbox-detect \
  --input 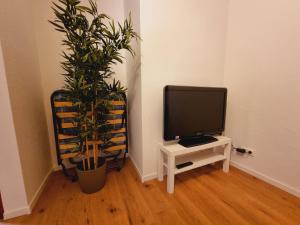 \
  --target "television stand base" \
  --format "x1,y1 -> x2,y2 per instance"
158,136 -> 232,193
179,135 -> 218,147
